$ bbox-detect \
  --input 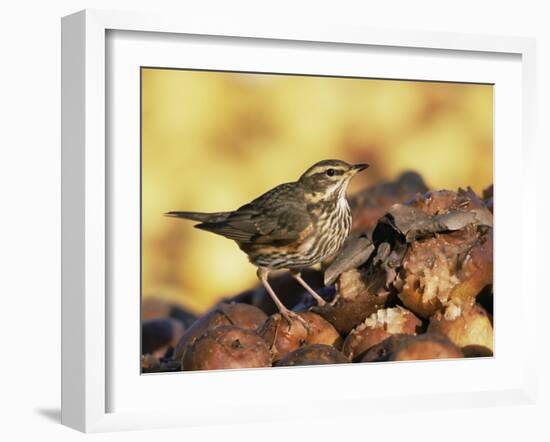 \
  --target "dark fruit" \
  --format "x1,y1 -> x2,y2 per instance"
258,312 -> 343,362
142,318 -> 185,357
427,303 -> 493,353
362,333 -> 464,362
257,313 -> 309,362
275,344 -> 350,366
342,306 -> 421,361
183,325 -> 271,371
397,226 -> 492,318
360,334 -> 411,362
314,268 -> 390,334
300,312 -> 343,349
173,303 -> 268,364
